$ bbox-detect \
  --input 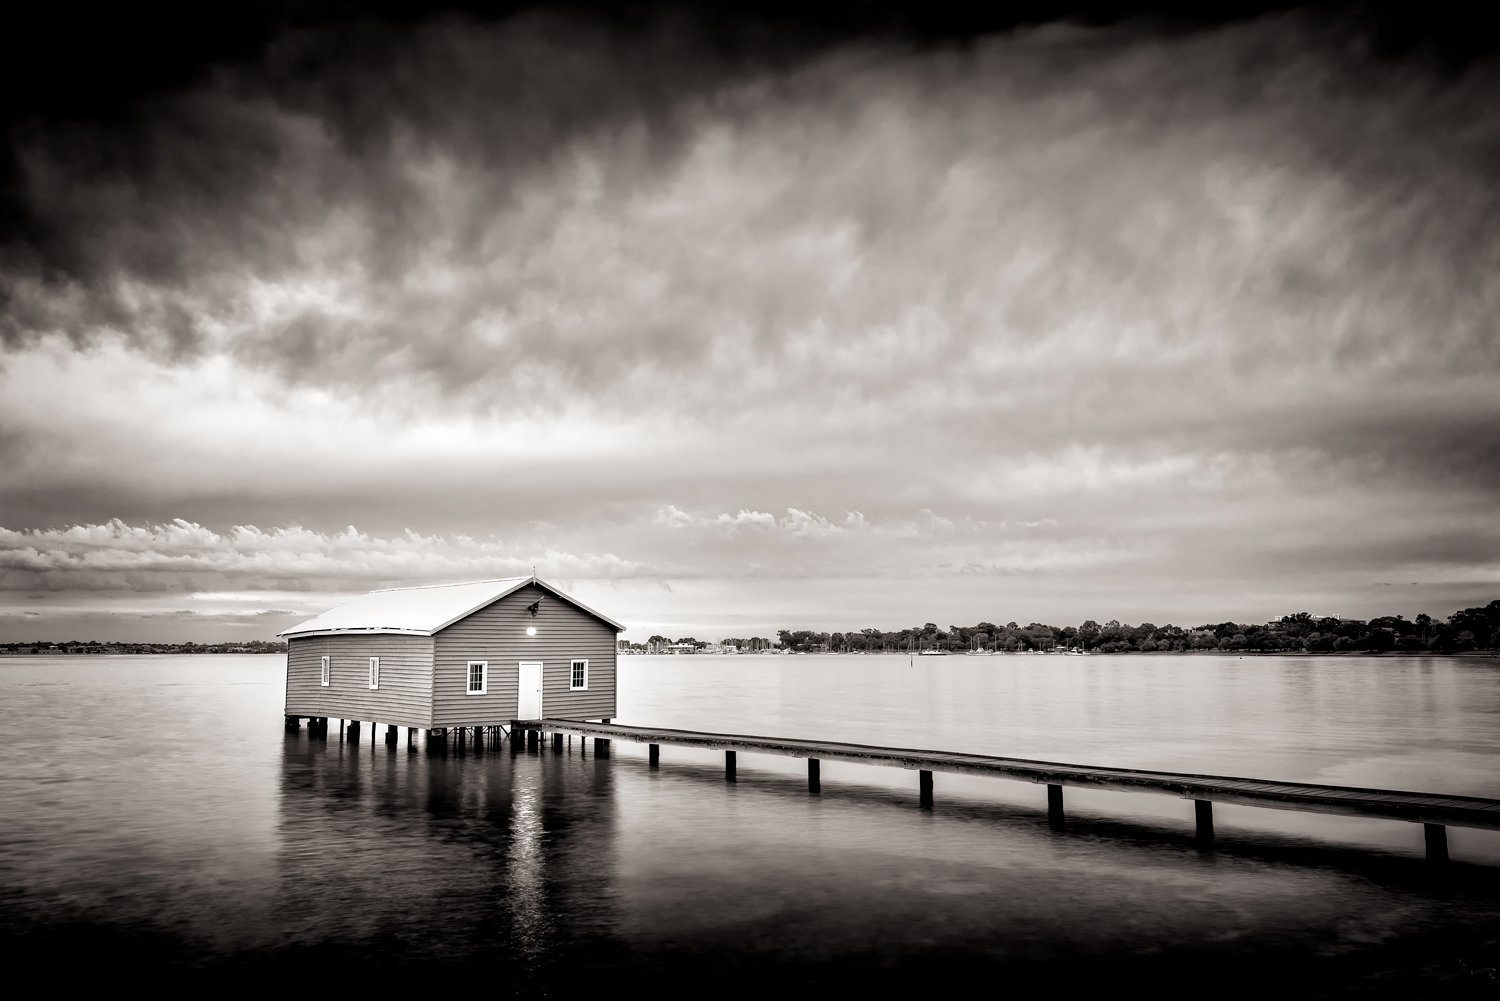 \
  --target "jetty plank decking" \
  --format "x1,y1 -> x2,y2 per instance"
515,718 -> 1500,863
